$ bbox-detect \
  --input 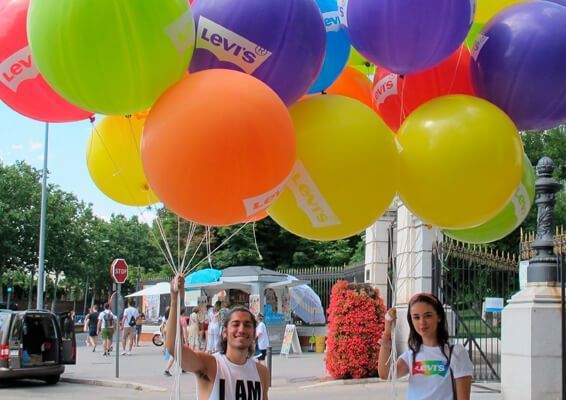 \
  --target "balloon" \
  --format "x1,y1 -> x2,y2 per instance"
444,154 -> 535,243
268,95 -> 398,241
28,0 -> 195,115
190,0 -> 326,105
470,1 -> 566,130
347,47 -> 376,76
346,0 -> 473,74
325,66 -> 373,108
87,113 -> 159,206
372,46 -> 475,132
307,0 -> 350,94
141,70 -> 296,226
397,95 -> 523,229
474,0 -> 525,23
465,23 -> 484,50
0,0 -> 92,122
